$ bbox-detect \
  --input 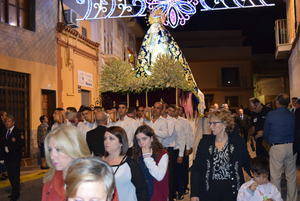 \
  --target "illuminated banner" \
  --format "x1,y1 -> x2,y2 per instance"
74,0 -> 147,20
64,0 -> 275,28
199,0 -> 275,11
